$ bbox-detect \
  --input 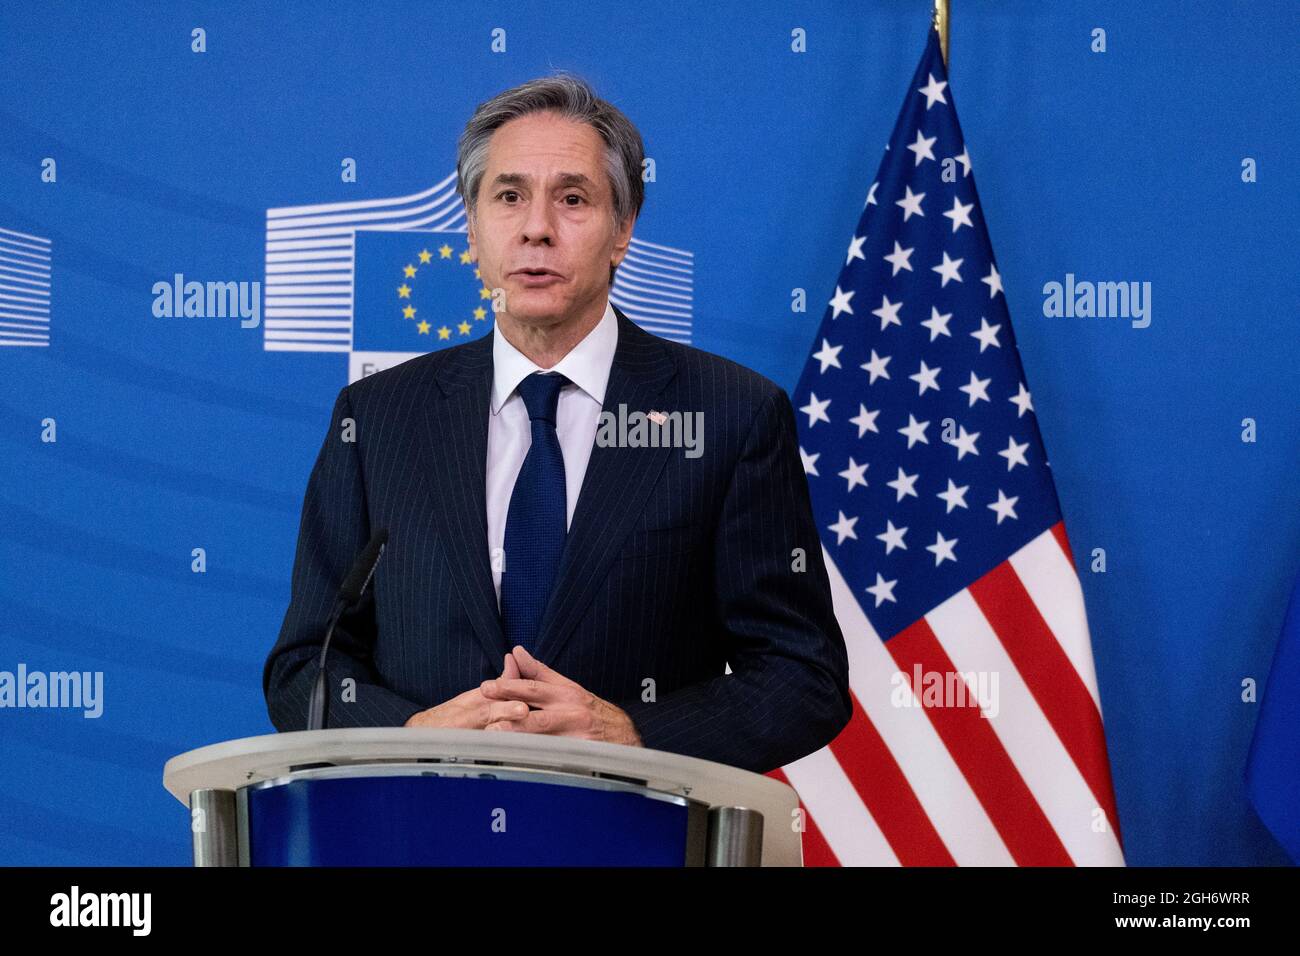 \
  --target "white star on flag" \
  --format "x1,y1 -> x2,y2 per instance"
828,510 -> 859,545
896,185 -> 926,220
909,360 -> 941,395
932,251 -> 964,286
982,262 -> 1003,298
917,72 -> 948,109
988,489 -> 1020,524
812,339 -> 843,372
971,317 -> 1001,352
884,241 -> 915,275
865,572 -> 898,607
838,457 -> 870,491
959,371 -> 992,406
886,466 -> 920,501
921,306 -> 953,340
872,295 -> 904,331
998,435 -> 1030,470
938,478 -> 970,512
898,413 -> 931,448
829,285 -> 856,318
877,519 -> 909,554
926,530 -> 958,565
850,404 -> 881,436
846,234 -> 867,265
860,349 -> 892,383
943,196 -> 975,232
800,393 -> 831,427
